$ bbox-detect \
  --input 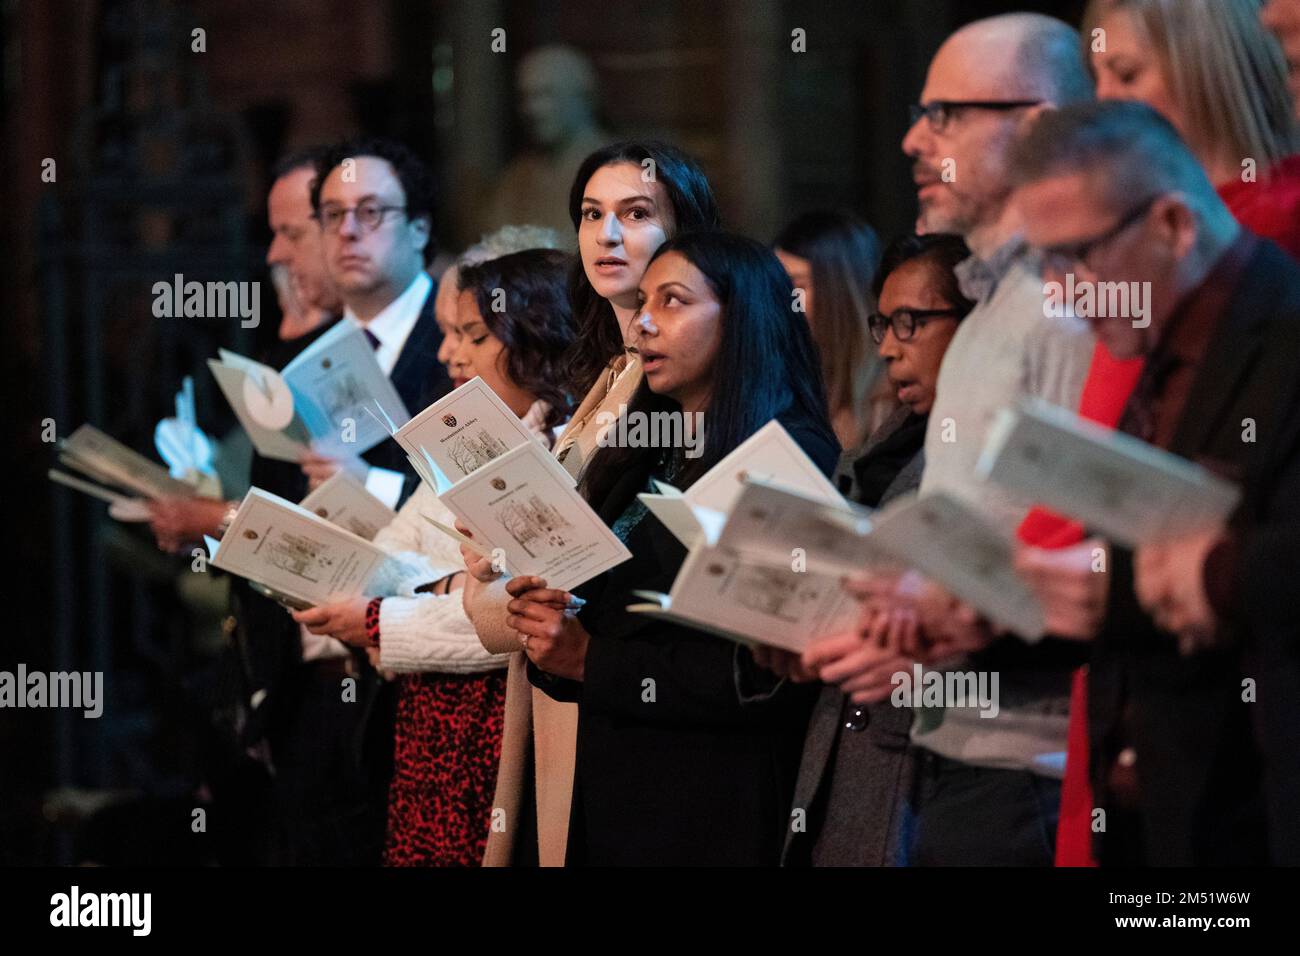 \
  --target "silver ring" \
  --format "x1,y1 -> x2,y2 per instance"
519,634 -> 530,649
